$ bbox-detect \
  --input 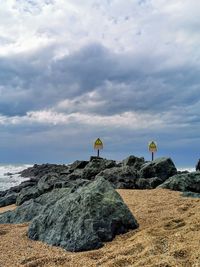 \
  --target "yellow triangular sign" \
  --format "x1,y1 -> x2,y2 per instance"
148,141 -> 157,152
94,138 -> 103,150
